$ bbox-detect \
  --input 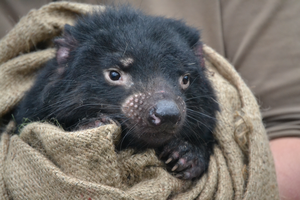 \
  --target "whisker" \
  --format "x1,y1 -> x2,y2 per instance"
186,114 -> 214,133
119,123 -> 139,149
183,121 -> 206,144
185,95 -> 218,101
186,108 -> 218,121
